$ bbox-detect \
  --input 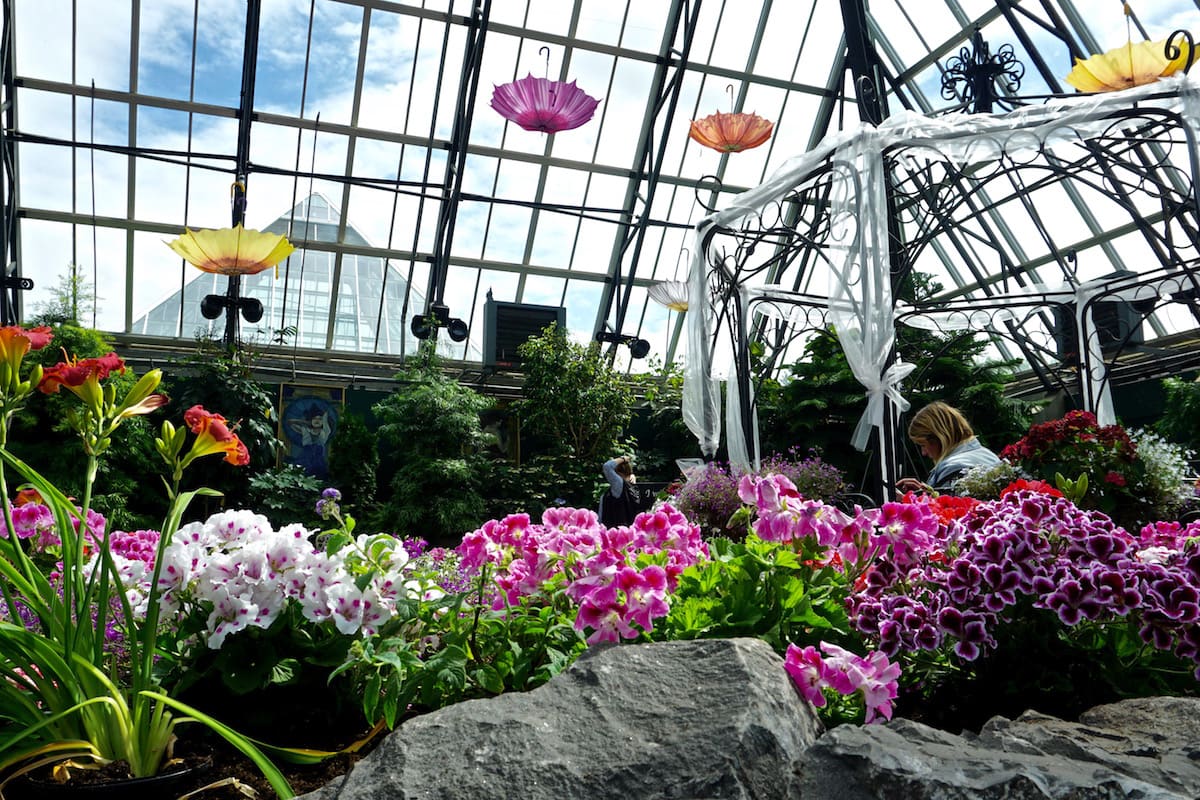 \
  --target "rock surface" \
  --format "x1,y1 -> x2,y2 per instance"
299,637 -> 822,800
799,696 -> 1200,799
300,637 -> 1200,800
